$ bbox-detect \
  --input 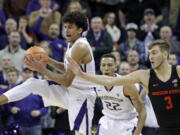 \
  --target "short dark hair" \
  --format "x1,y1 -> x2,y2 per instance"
63,11 -> 88,33
148,40 -> 170,53
101,53 -> 116,63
